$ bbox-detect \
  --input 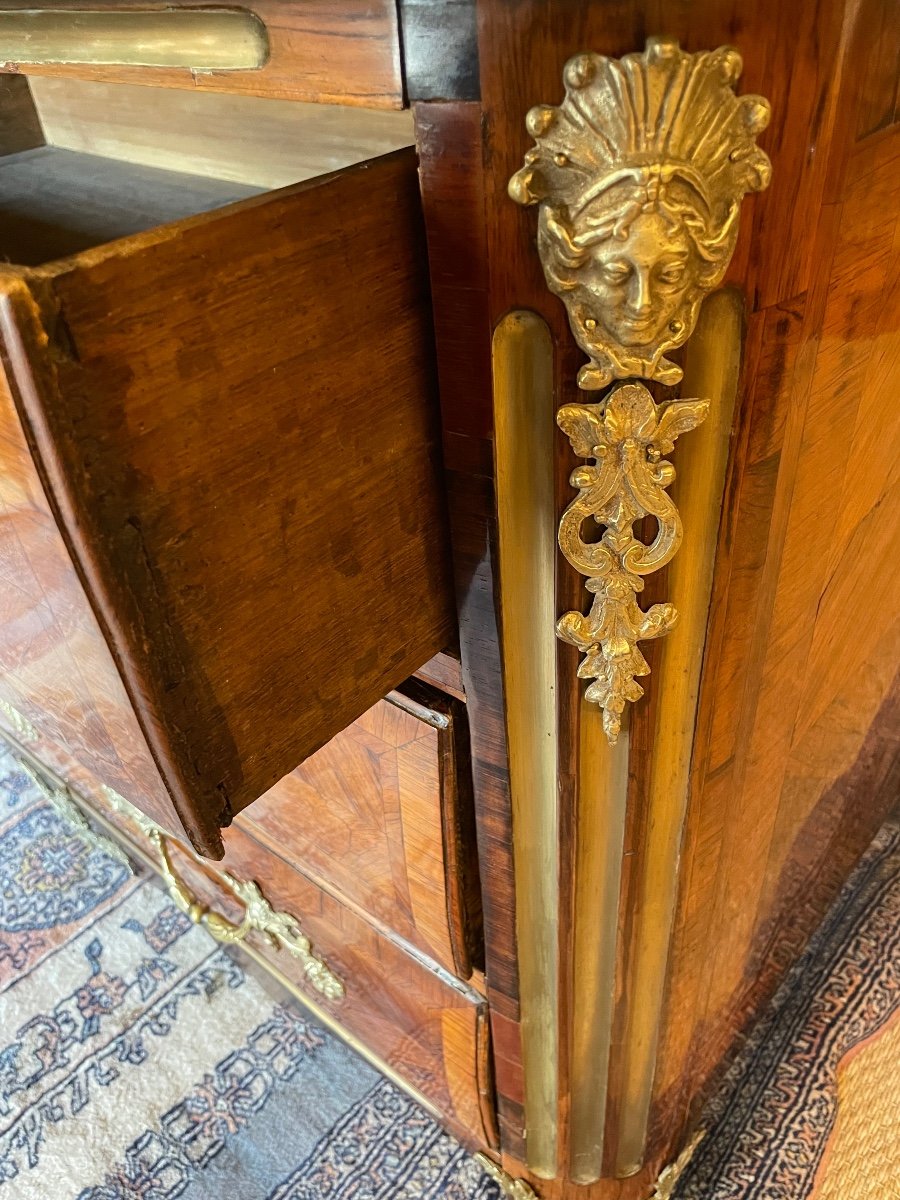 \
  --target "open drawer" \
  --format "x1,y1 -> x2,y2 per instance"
0,81 -> 455,858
